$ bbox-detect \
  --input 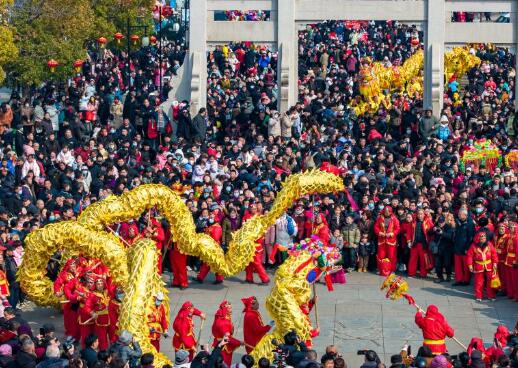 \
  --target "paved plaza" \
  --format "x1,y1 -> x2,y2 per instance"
21,270 -> 516,367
